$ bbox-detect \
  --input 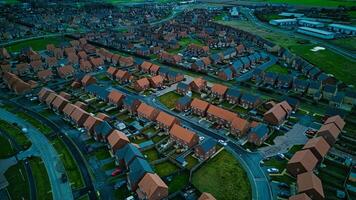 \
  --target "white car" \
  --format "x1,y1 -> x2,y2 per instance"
218,139 -> 227,146
267,168 -> 279,173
